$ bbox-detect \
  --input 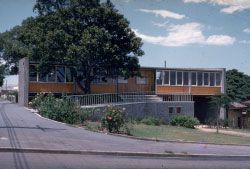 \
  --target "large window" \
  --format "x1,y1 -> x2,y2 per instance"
29,65 -> 37,82
203,72 -> 209,86
191,72 -> 197,86
183,72 -> 189,85
56,66 -> 65,83
197,72 -> 203,86
156,71 -> 163,85
38,72 -> 47,82
48,67 -> 56,82
216,72 -> 221,86
177,72 -> 182,85
210,73 -> 215,86
164,71 -> 169,85
118,77 -> 128,84
66,67 -> 73,82
170,71 -> 176,85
